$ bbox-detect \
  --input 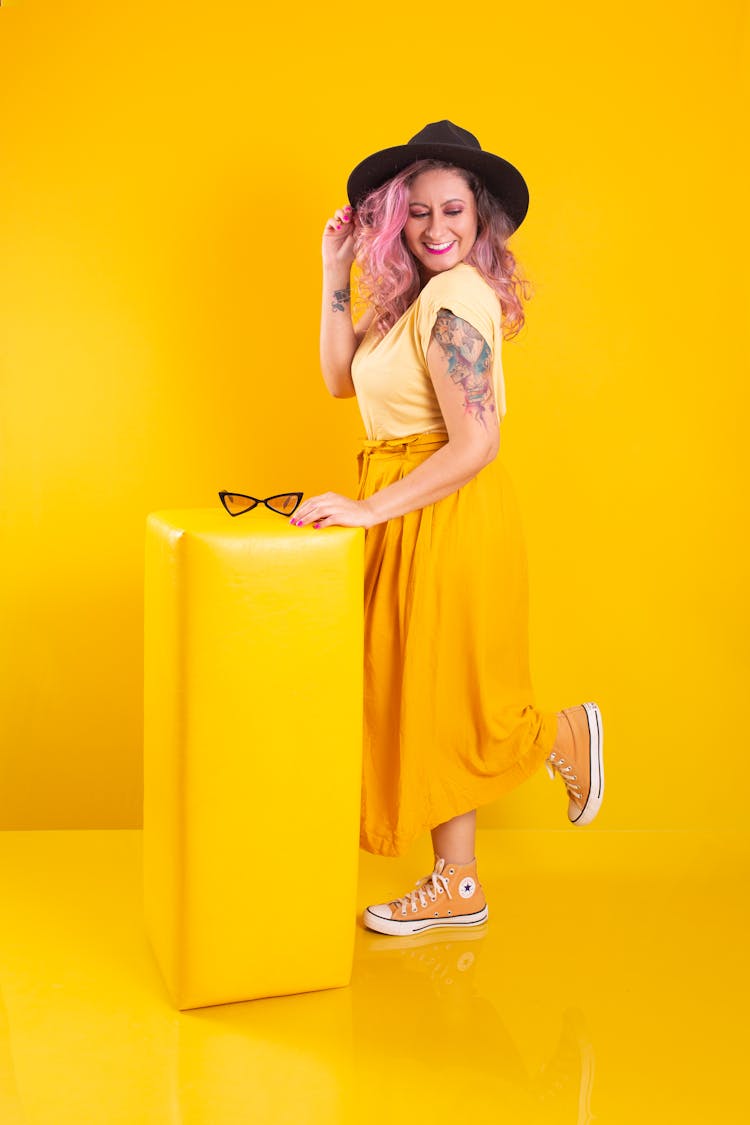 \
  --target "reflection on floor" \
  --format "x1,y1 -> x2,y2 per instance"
0,829 -> 747,1124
